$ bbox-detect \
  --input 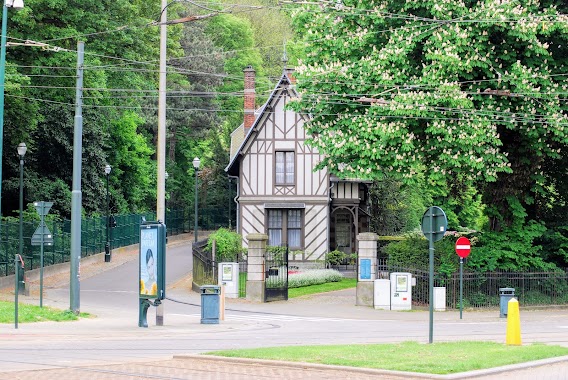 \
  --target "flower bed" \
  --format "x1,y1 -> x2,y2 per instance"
288,269 -> 344,288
